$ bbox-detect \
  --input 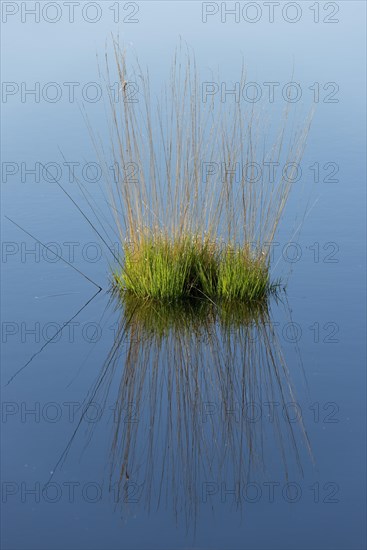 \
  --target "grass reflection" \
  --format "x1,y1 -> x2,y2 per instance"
71,293 -> 313,526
